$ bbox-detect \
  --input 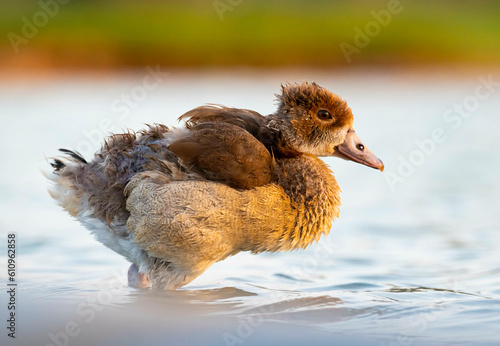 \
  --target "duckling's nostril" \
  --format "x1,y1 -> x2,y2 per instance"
357,144 -> 365,151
